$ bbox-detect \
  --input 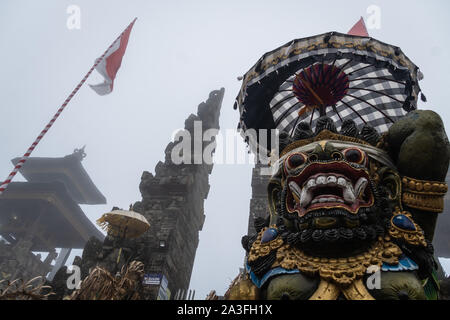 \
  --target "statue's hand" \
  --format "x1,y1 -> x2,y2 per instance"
386,110 -> 449,181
